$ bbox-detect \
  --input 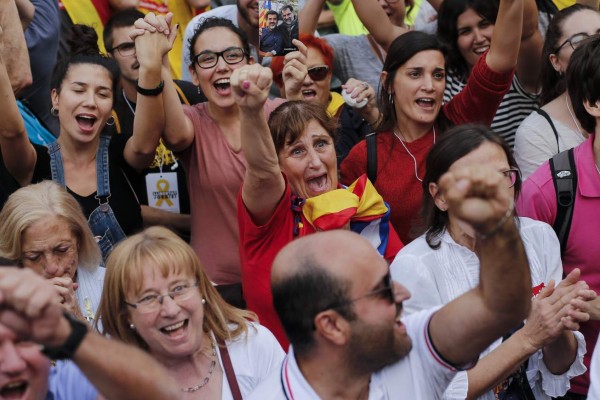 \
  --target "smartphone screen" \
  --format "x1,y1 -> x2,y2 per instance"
259,0 -> 299,57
